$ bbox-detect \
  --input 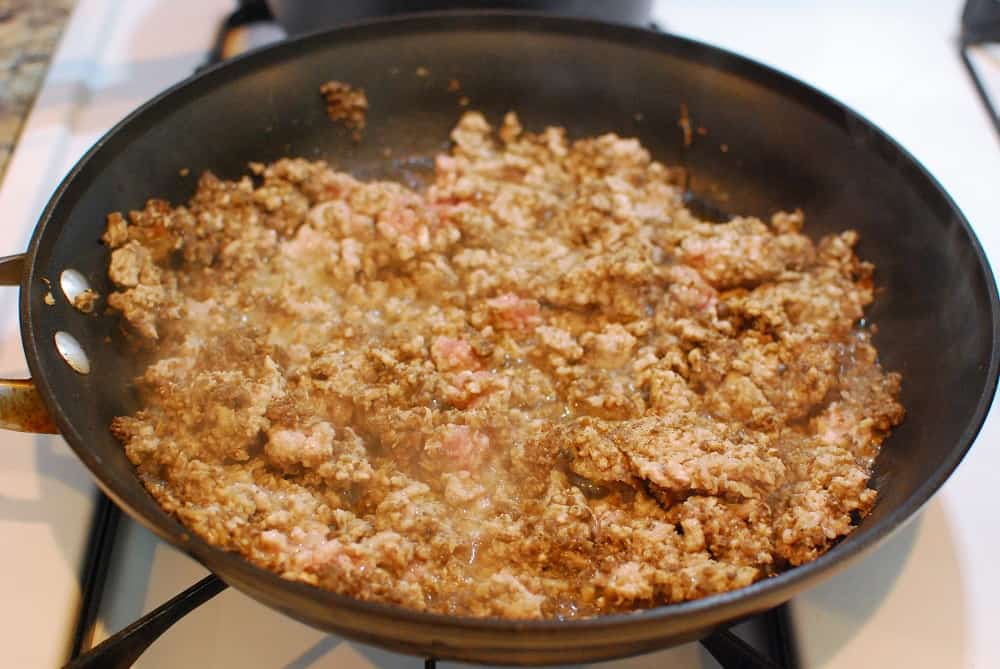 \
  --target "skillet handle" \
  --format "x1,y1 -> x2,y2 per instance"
1,252 -> 220,666
0,378 -> 59,433
0,253 -> 59,434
